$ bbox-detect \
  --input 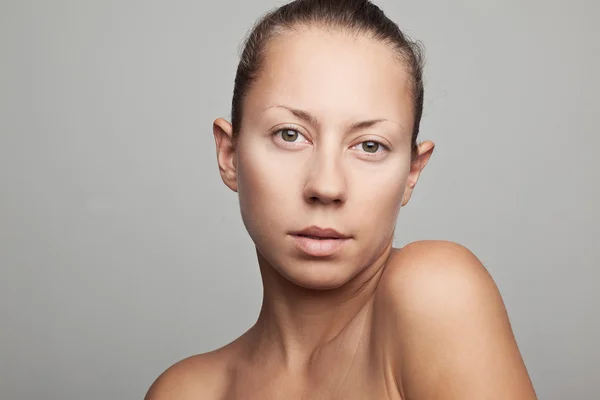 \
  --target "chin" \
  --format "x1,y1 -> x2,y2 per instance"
274,258 -> 360,291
